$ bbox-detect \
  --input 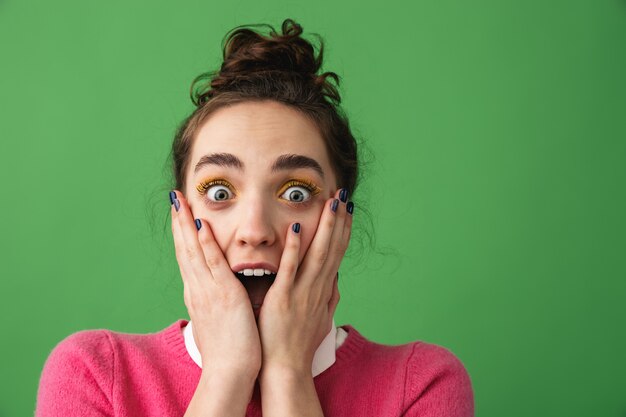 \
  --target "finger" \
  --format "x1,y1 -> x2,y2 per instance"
273,222 -> 301,292
298,197 -> 339,287
319,189 -> 350,291
301,187 -> 350,291
194,217 -> 238,284
340,201 -> 354,255
170,193 -> 192,283
170,193 -> 197,310
171,190 -> 216,282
